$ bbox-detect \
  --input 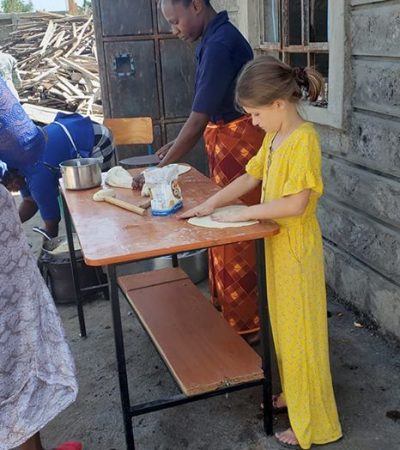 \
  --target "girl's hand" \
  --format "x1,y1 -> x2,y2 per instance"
211,207 -> 250,223
178,201 -> 215,219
